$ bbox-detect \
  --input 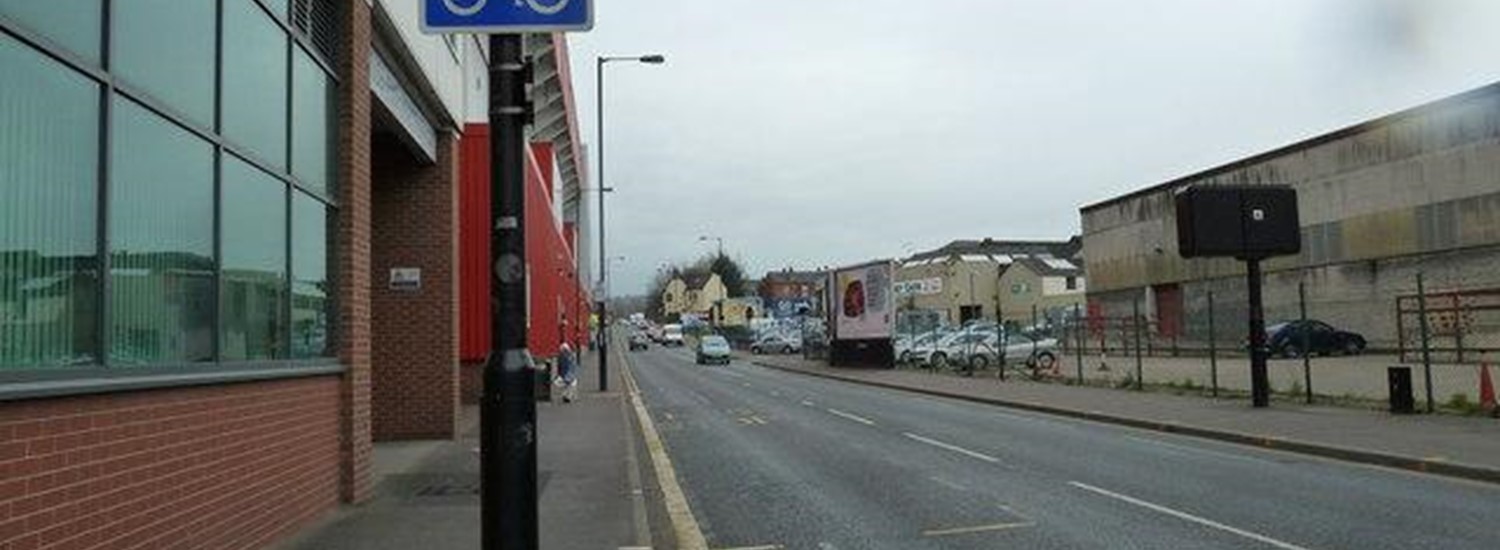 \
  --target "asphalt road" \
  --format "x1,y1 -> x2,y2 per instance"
625,345 -> 1500,550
